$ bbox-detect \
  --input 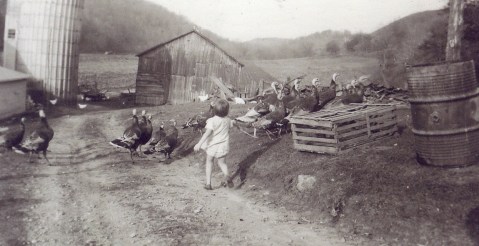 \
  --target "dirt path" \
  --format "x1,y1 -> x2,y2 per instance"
0,111 -> 348,245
